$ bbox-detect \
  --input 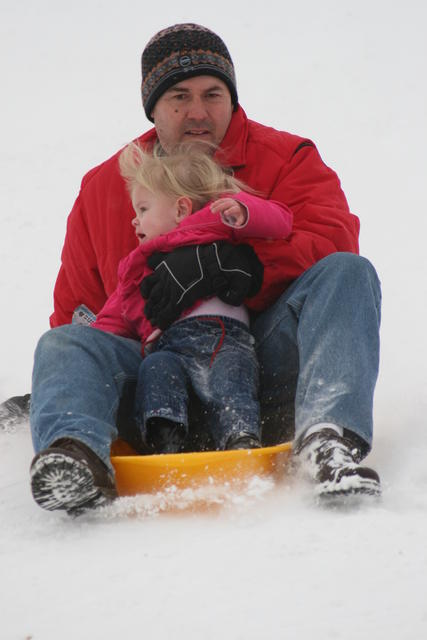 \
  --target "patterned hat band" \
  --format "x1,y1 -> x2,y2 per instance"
141,24 -> 238,121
